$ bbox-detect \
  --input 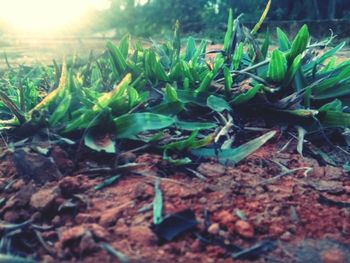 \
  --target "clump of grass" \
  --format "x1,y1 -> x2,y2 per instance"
0,2 -> 350,165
